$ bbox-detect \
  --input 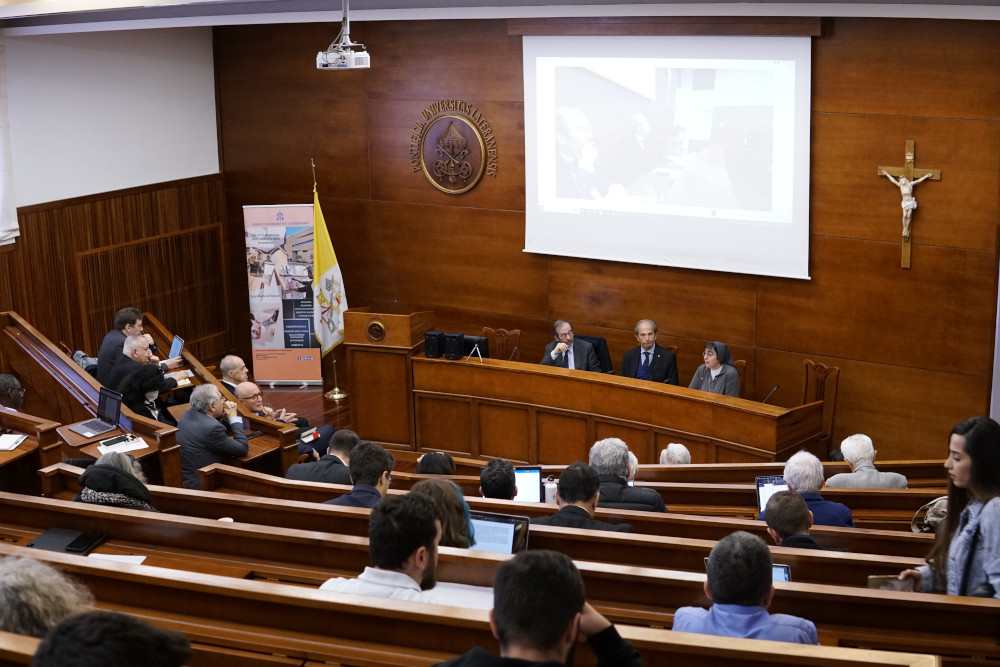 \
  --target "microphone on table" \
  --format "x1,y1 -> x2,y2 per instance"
507,343 -> 520,361
761,384 -> 780,404
387,297 -> 399,314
